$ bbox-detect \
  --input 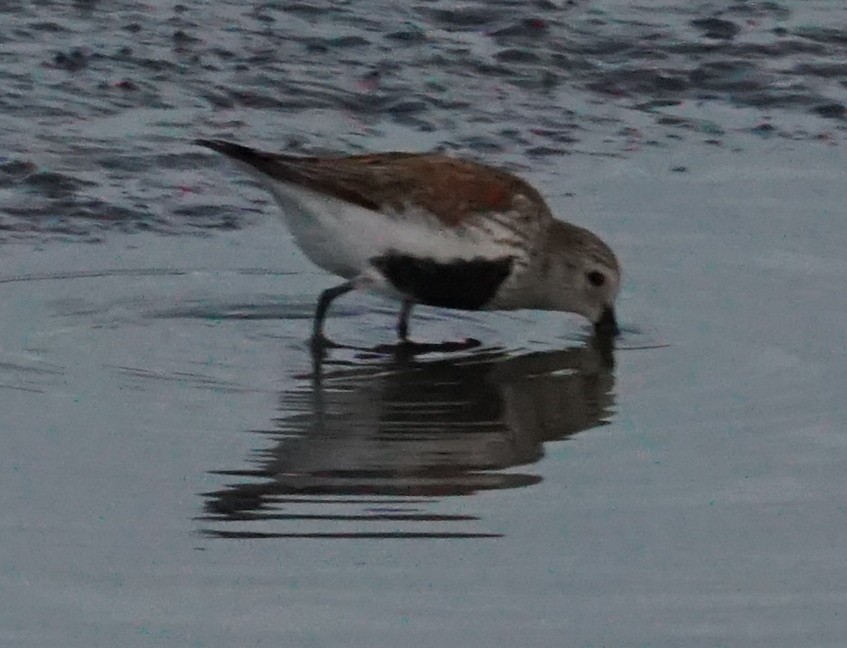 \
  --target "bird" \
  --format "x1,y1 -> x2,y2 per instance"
195,138 -> 621,349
